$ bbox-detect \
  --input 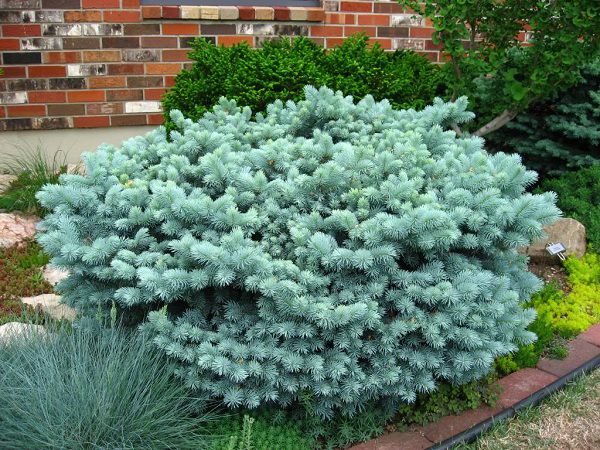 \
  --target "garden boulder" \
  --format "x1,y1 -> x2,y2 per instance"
0,212 -> 39,248
0,174 -> 17,195
523,218 -> 586,264
0,322 -> 46,341
20,294 -> 76,321
42,265 -> 69,286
